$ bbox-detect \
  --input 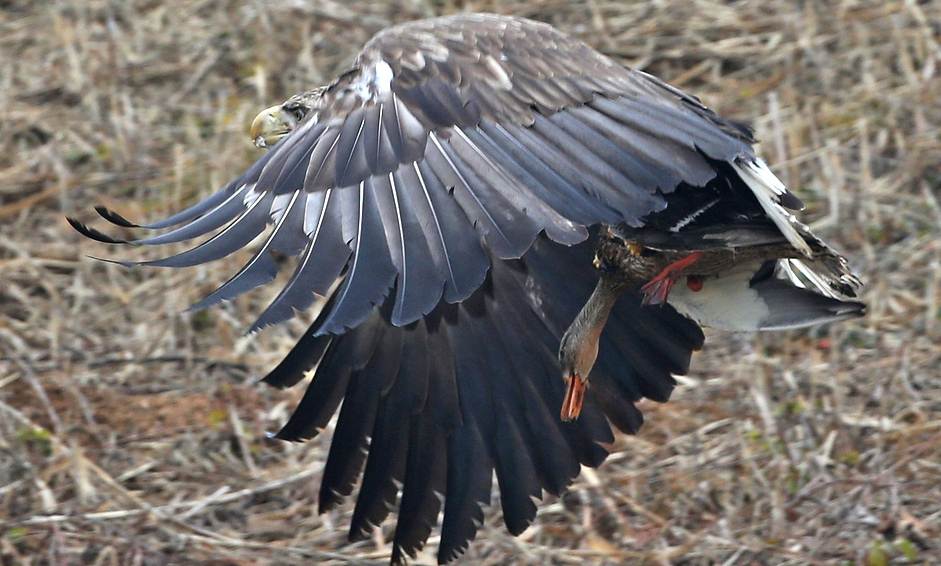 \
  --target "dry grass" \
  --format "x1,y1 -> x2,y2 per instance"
1,0 -> 939,564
